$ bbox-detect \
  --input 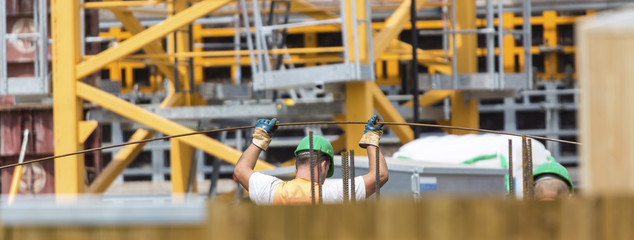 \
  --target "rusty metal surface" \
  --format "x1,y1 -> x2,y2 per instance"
1,154 -> 54,194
